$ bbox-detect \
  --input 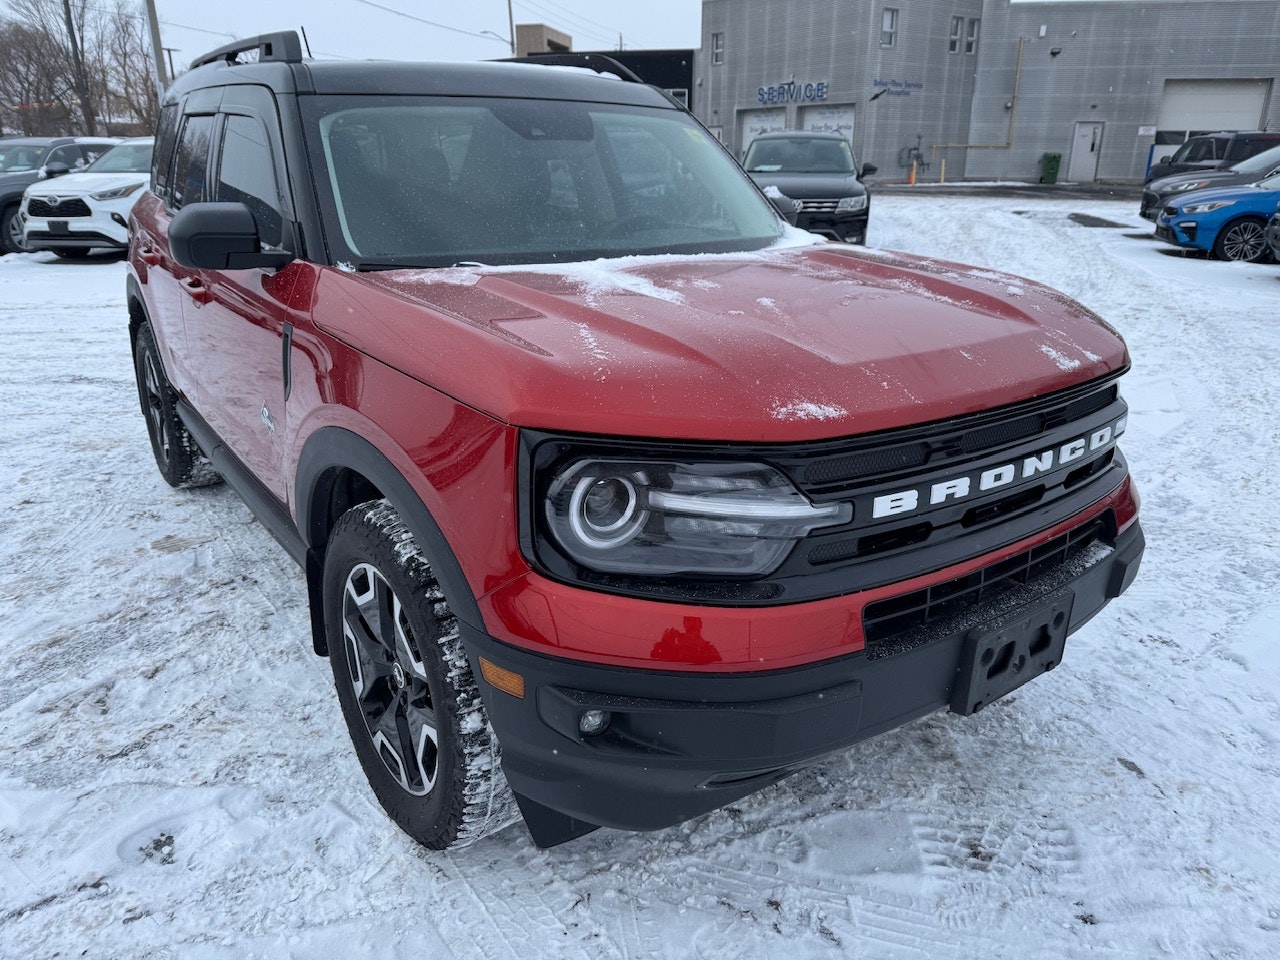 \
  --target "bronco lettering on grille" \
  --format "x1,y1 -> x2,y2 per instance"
871,418 -> 1123,520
